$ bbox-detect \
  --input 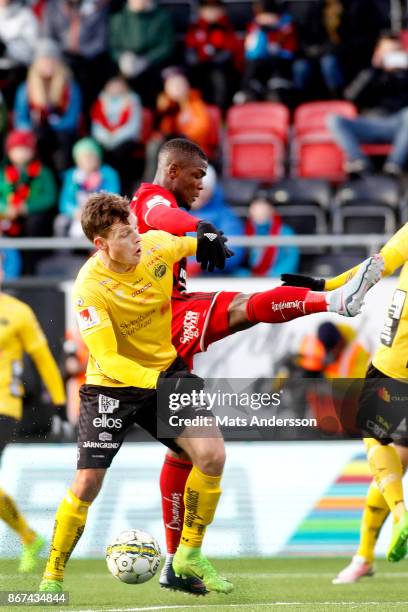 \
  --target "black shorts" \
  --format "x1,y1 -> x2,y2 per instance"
0,415 -> 18,457
357,364 -> 408,445
77,357 -> 207,469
